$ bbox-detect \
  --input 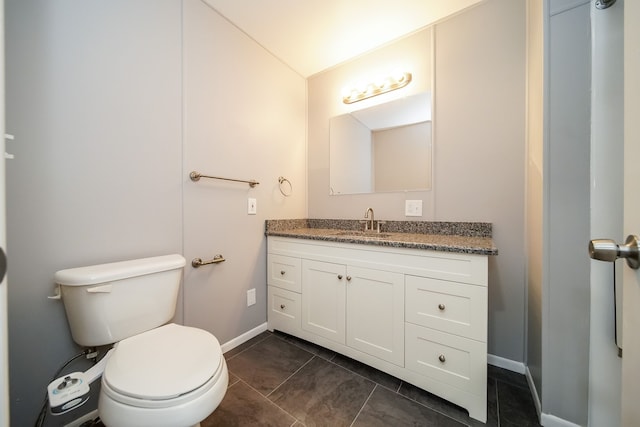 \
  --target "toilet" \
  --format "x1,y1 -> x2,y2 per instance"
54,254 -> 228,427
